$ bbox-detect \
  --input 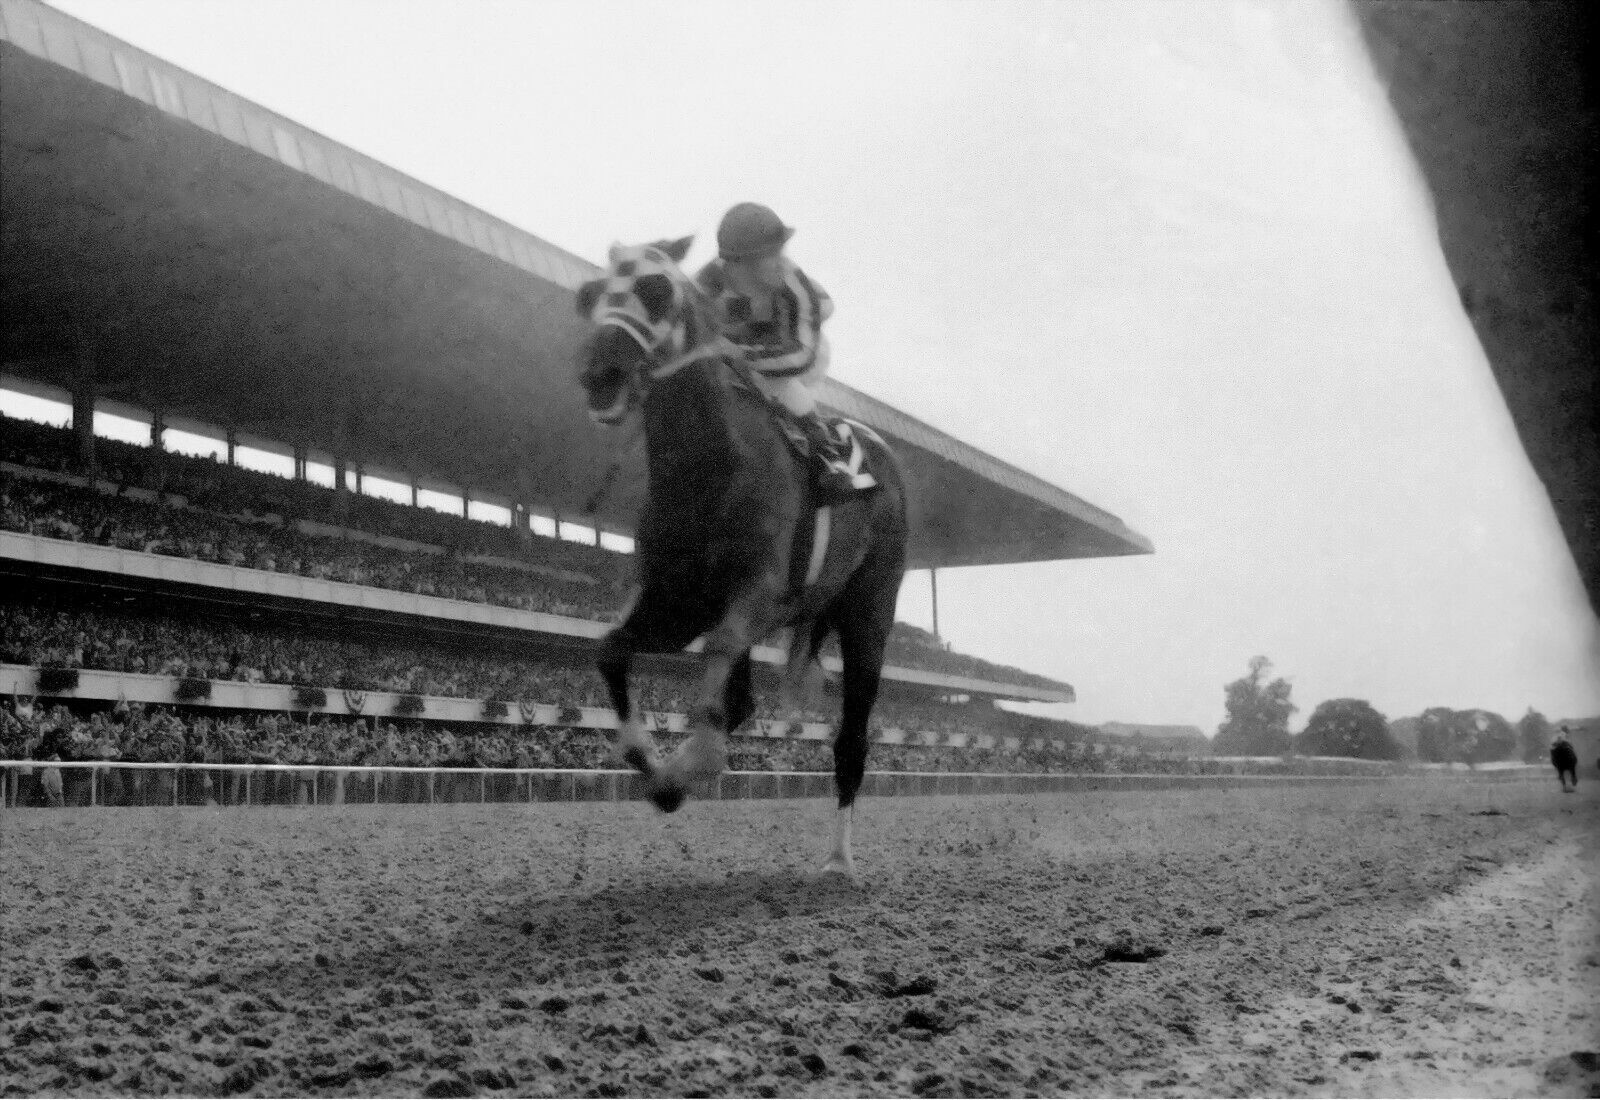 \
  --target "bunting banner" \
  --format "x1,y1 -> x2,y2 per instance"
343,689 -> 366,715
